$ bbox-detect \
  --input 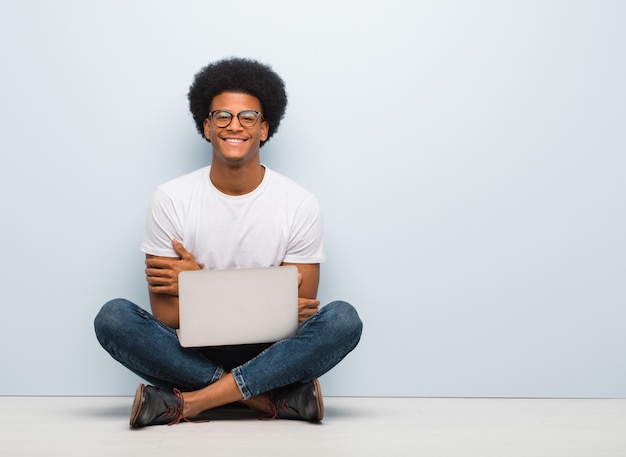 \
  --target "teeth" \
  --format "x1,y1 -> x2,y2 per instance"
225,139 -> 244,143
